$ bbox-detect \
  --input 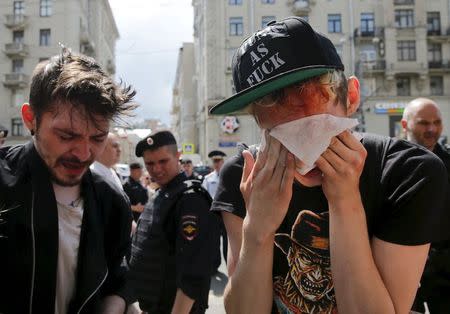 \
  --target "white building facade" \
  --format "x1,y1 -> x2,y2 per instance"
173,0 -> 450,162
0,0 -> 119,145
